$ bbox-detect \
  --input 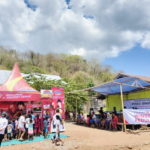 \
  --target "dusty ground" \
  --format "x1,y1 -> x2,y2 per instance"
1,122 -> 150,150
